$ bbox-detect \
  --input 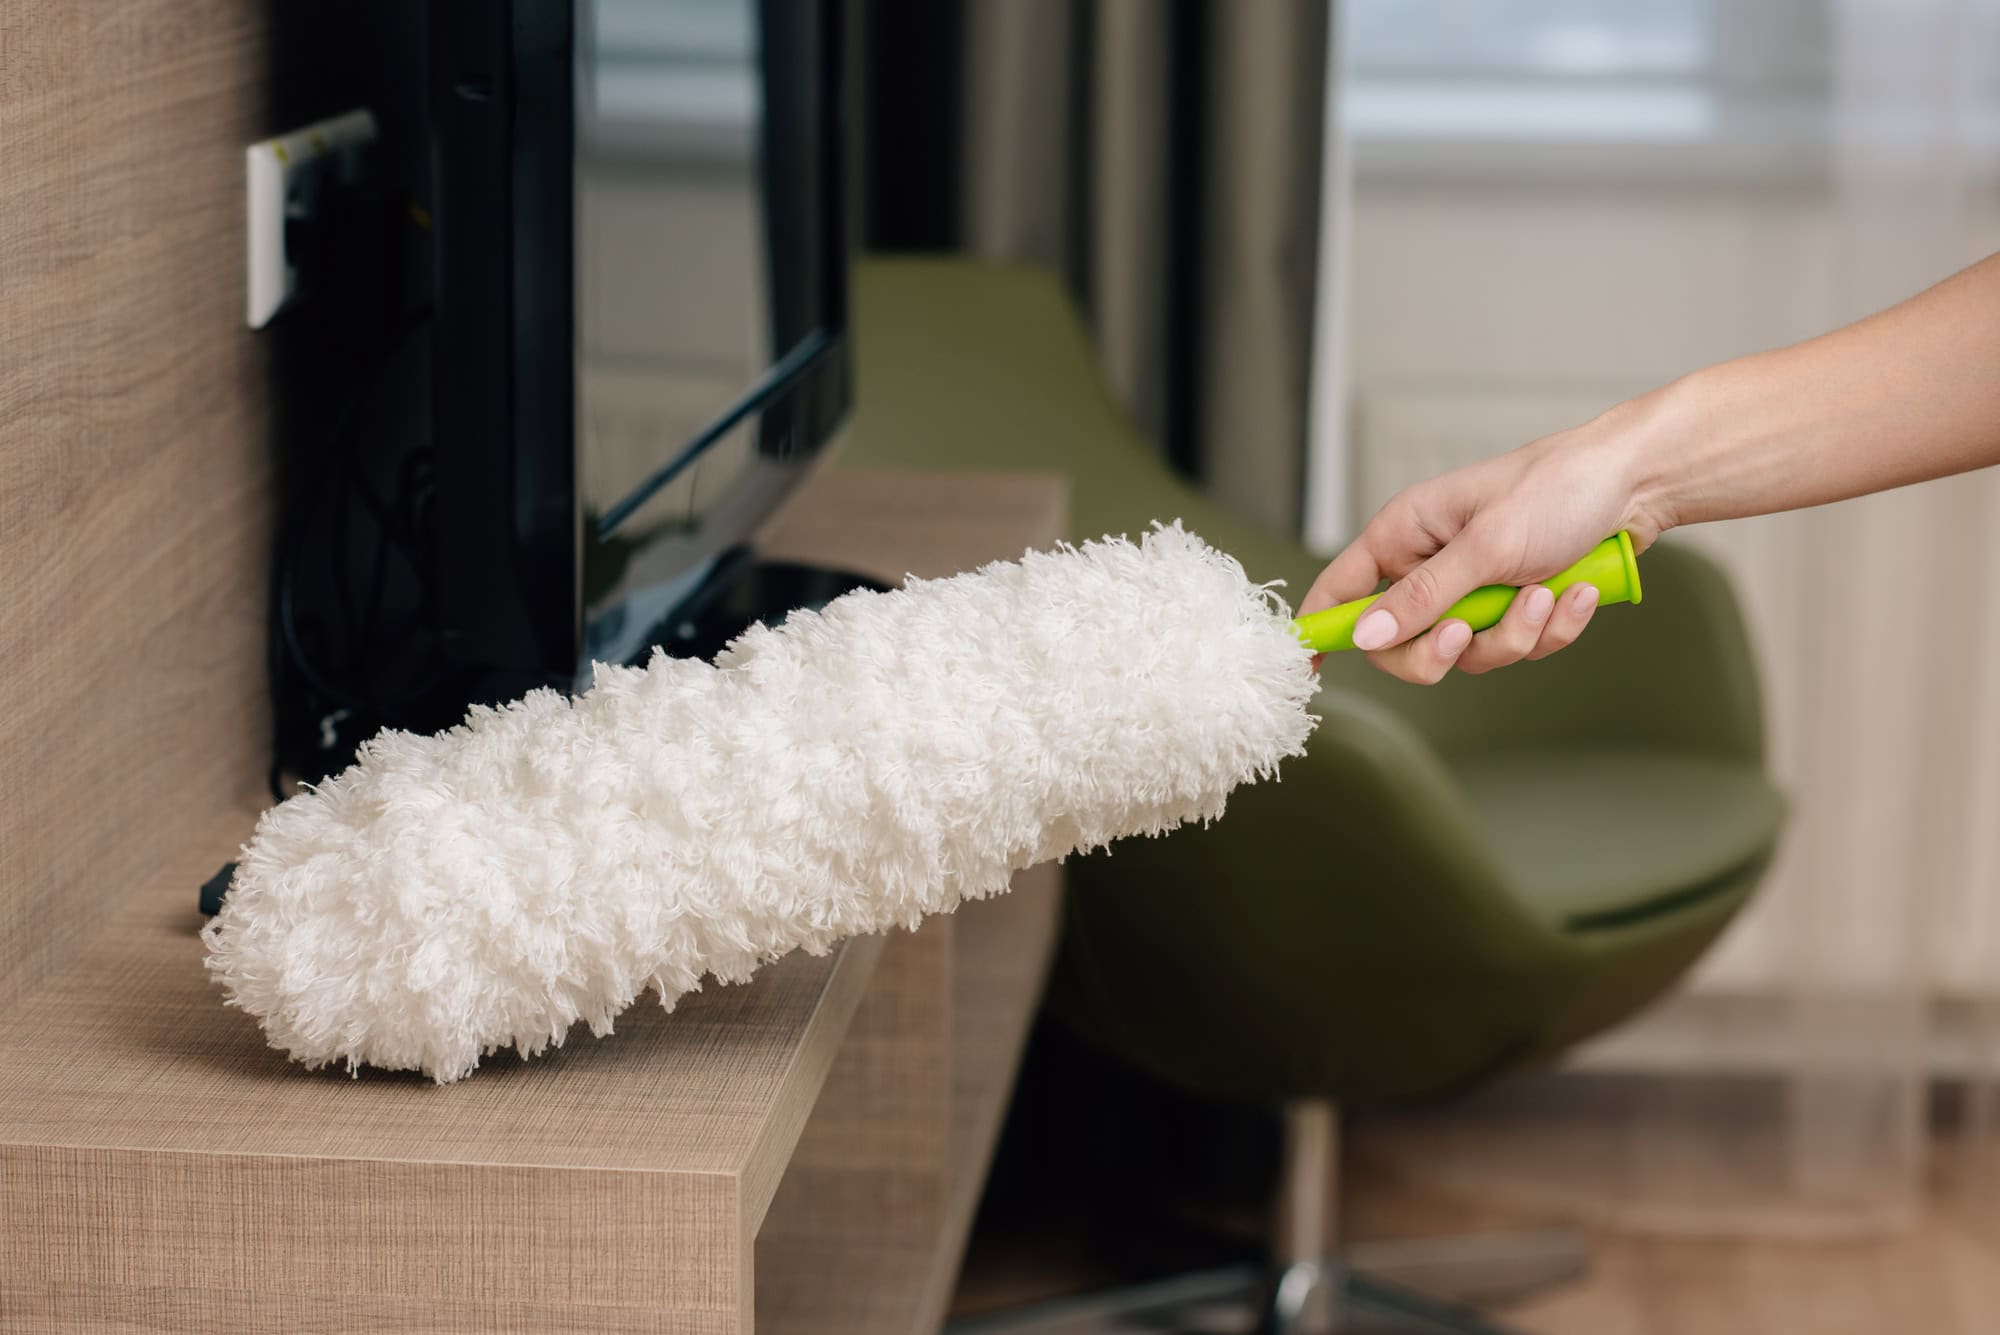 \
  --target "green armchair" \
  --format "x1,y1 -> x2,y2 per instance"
841,259 -> 1783,1333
